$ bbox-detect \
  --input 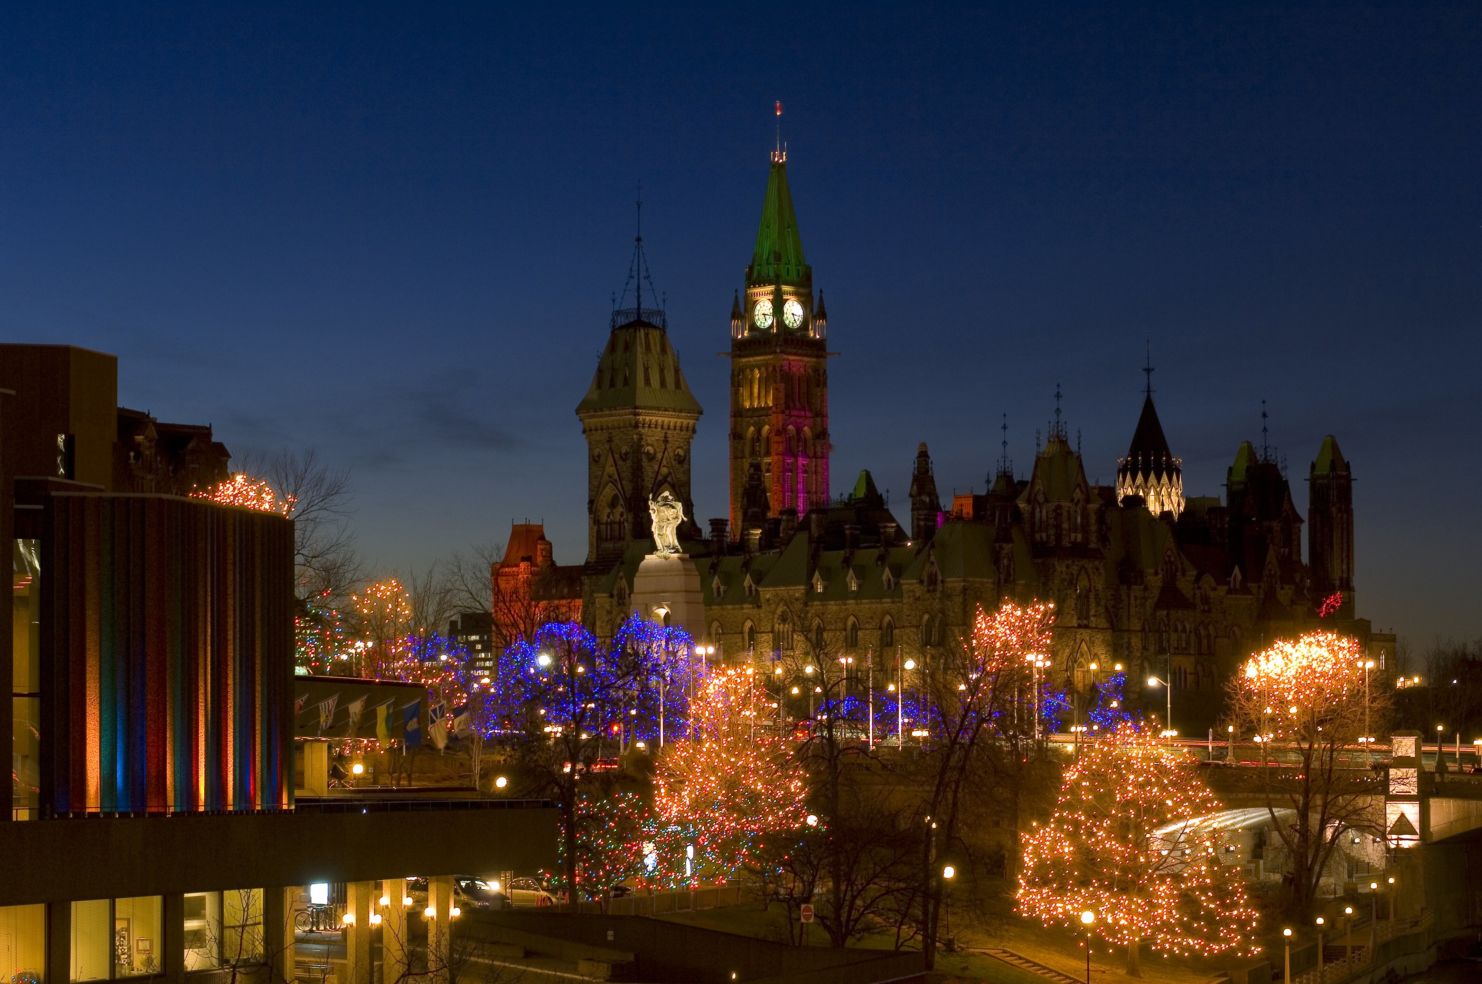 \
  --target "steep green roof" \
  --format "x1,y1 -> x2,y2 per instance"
576,319 -> 703,418
1228,441 -> 1258,485
747,160 -> 811,288
1311,434 -> 1348,476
